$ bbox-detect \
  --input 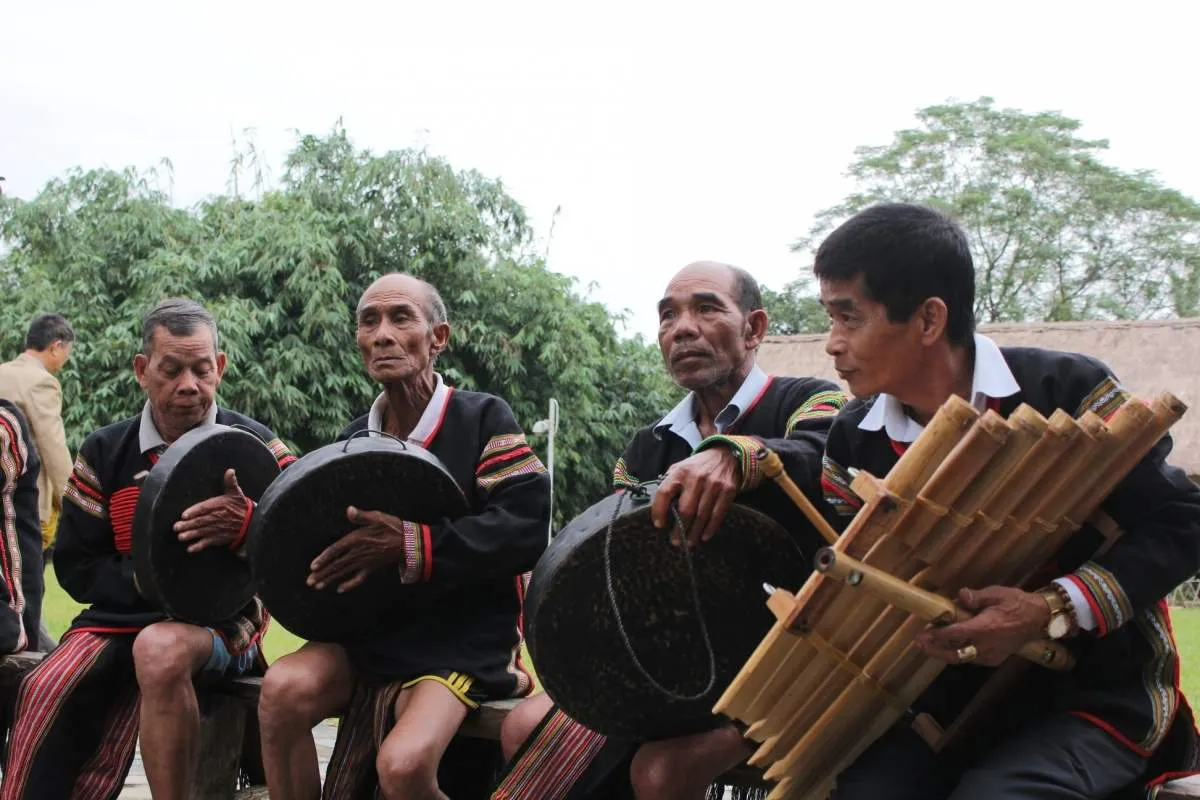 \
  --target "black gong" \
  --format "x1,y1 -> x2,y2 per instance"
132,424 -> 282,625
525,482 -> 810,742
247,432 -> 469,642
